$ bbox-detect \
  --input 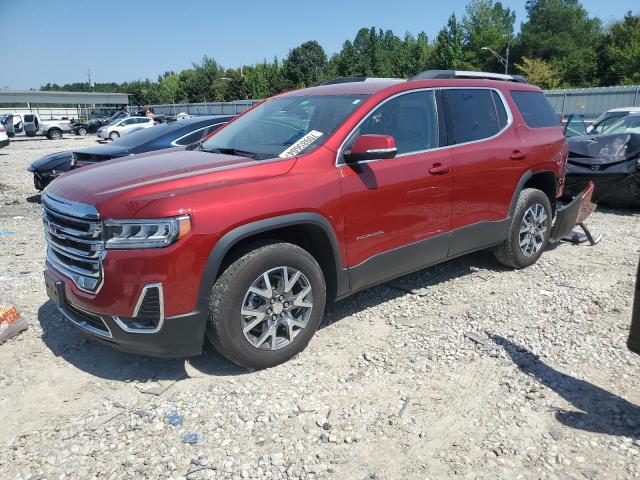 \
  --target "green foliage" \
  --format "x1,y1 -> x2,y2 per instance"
245,58 -> 287,99
433,14 -> 469,70
283,41 -> 327,88
39,1 -> 639,103
515,57 -> 561,89
463,0 -> 516,72
600,12 -> 640,85
518,0 -> 603,87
